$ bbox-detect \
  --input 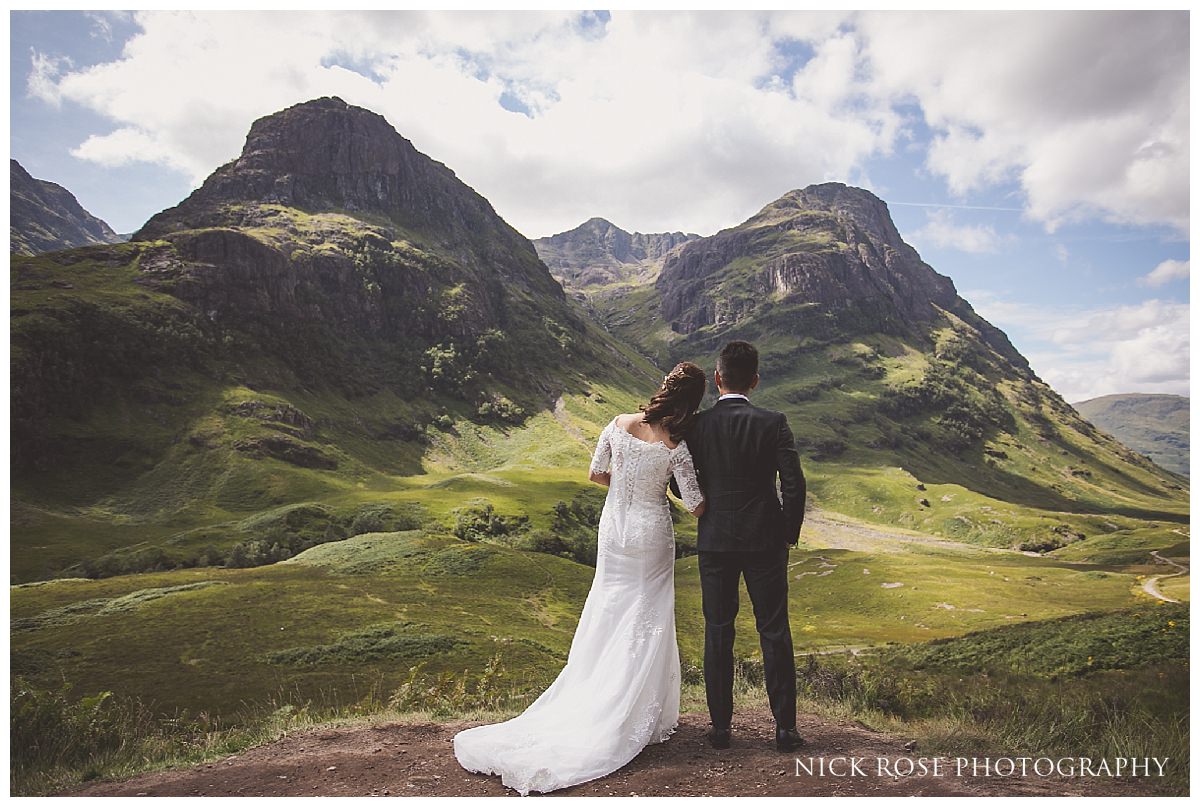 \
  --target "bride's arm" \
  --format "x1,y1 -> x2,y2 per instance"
670,443 -> 706,516
588,418 -> 615,487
